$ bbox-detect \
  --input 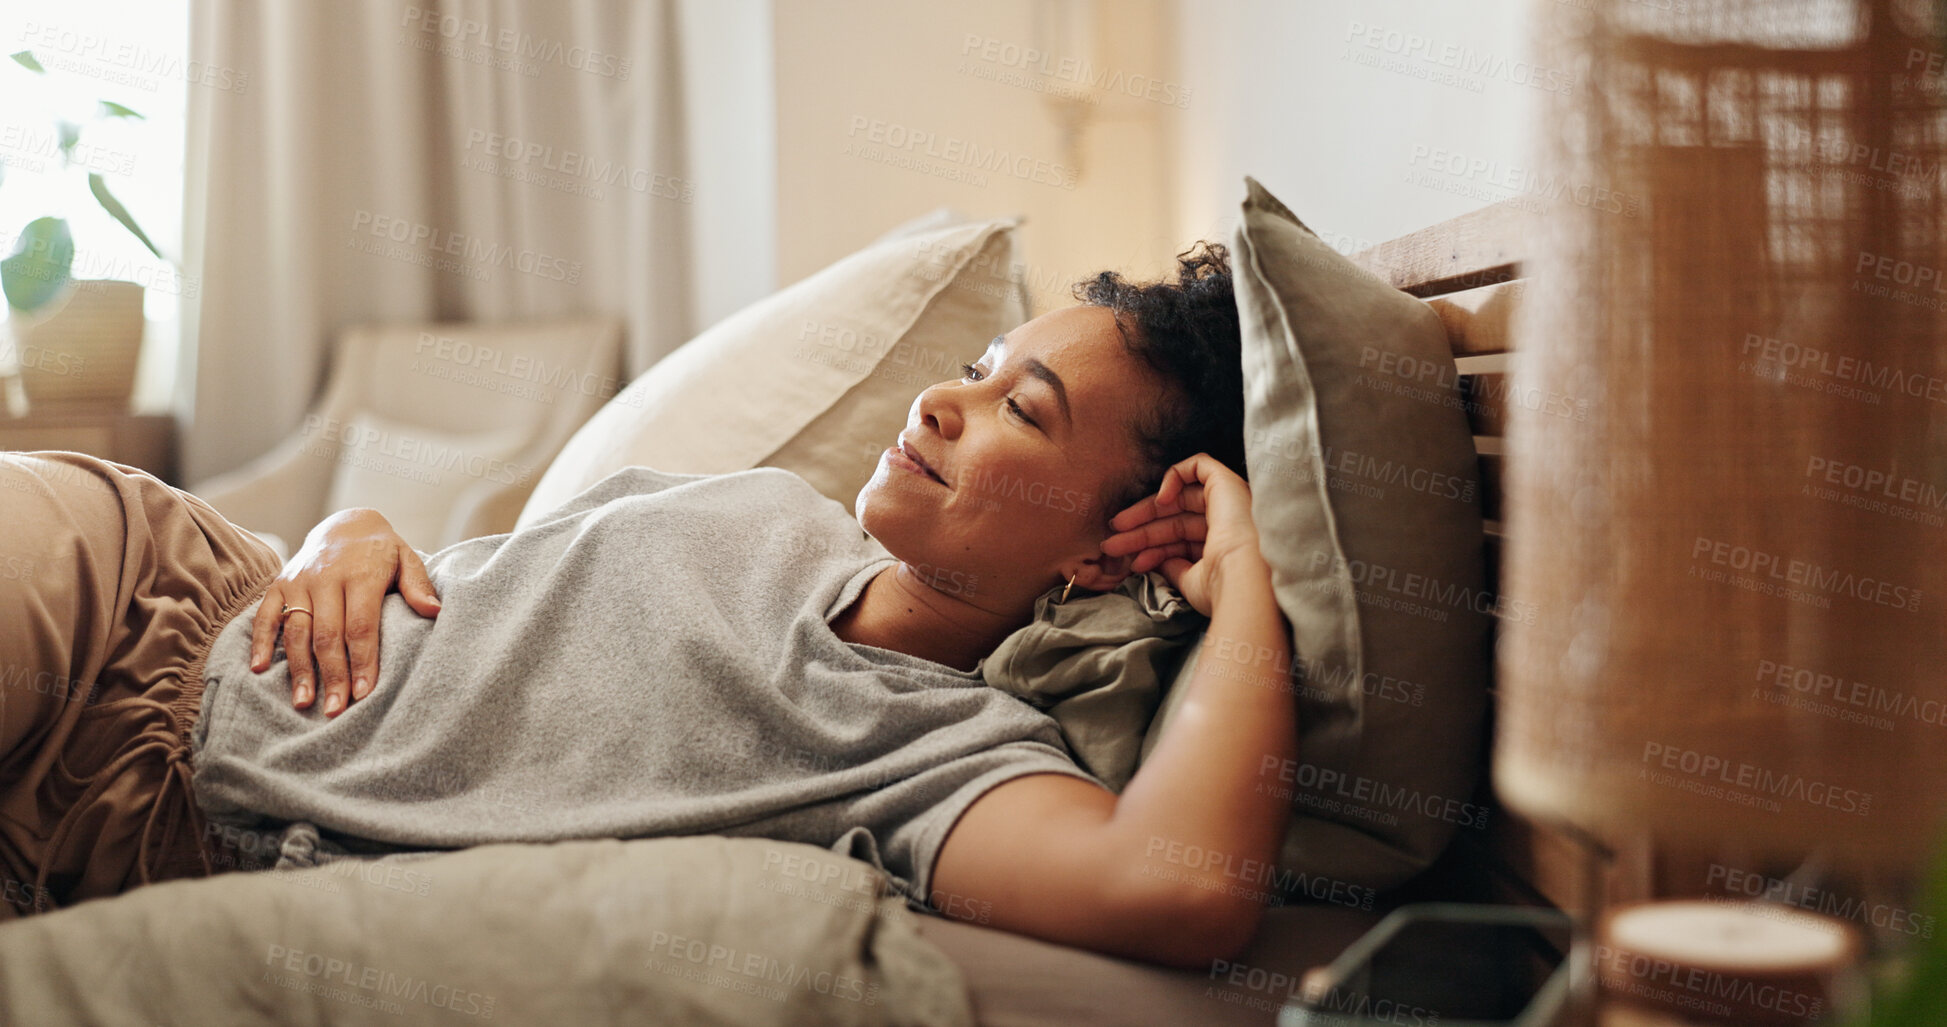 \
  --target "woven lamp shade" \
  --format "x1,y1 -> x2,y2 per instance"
1496,0 -> 1947,869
